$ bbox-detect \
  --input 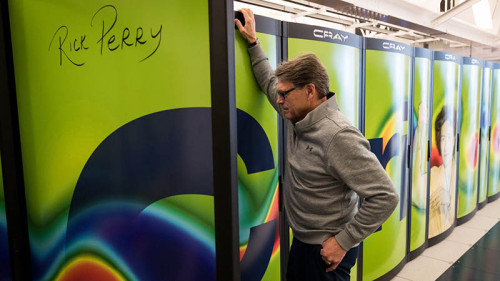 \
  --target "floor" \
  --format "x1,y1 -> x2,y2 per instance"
392,197 -> 500,281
